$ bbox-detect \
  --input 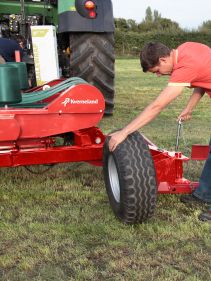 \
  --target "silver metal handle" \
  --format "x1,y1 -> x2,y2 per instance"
175,119 -> 182,151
